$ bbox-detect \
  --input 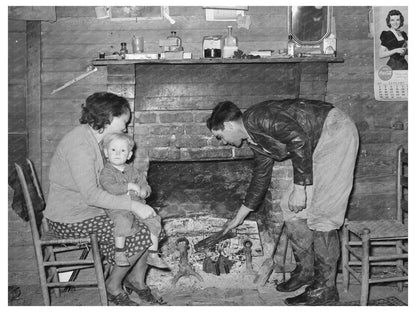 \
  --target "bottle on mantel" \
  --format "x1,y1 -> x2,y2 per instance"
287,35 -> 295,57
120,42 -> 128,59
222,26 -> 238,58
167,31 -> 183,51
